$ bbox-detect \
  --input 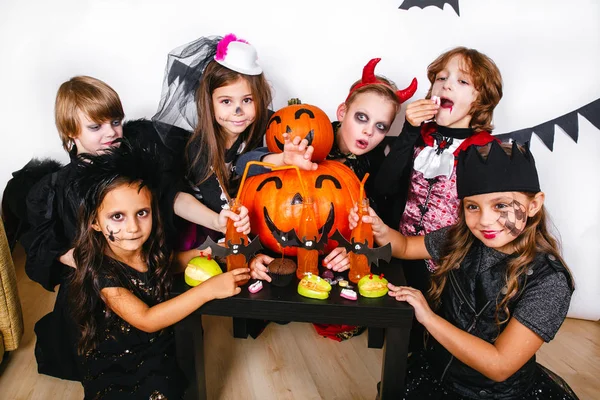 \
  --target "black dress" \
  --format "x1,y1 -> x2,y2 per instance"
82,256 -> 186,400
18,120 -> 186,381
